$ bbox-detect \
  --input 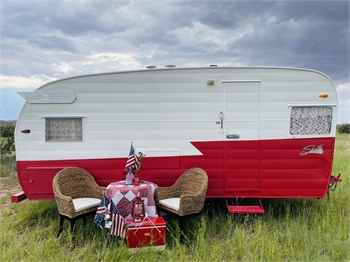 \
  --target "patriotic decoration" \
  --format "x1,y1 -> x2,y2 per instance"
94,195 -> 126,238
121,142 -> 146,185
94,194 -> 110,228
125,143 -> 139,171
108,200 -> 126,238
